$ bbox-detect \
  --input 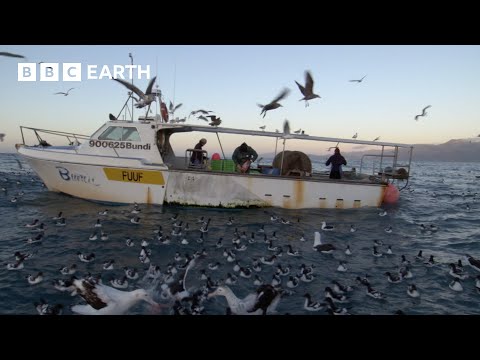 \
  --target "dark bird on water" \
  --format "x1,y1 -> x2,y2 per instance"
295,70 -> 320,107
415,105 -> 431,121
258,88 -> 290,118
0,51 -> 26,59
54,88 -> 74,96
112,76 -> 157,109
349,75 -> 367,83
